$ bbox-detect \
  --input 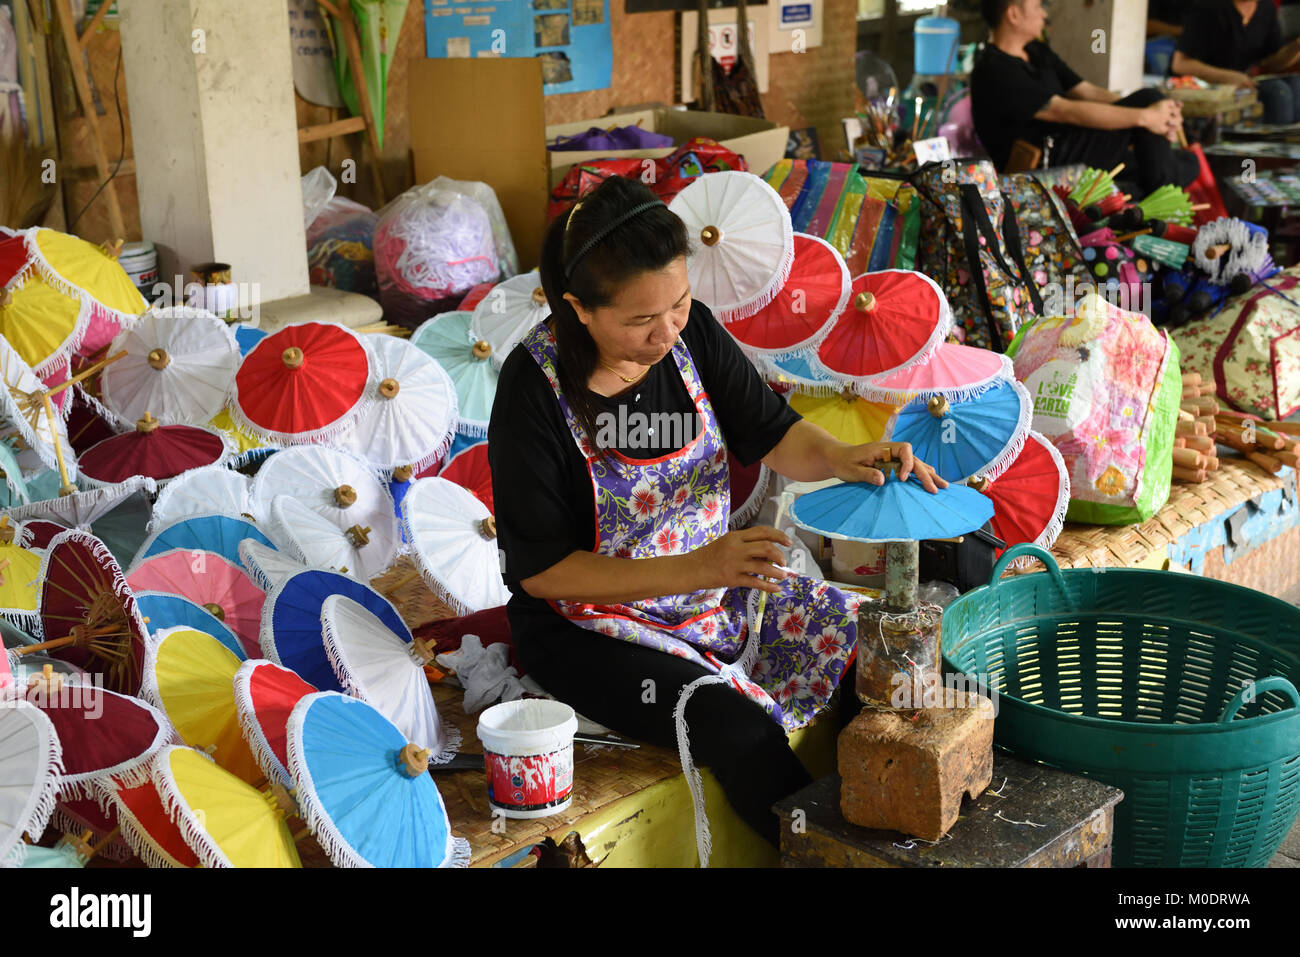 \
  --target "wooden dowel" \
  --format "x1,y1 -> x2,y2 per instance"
1277,450 -> 1299,469
1173,447 -> 1207,469
1176,419 -> 1207,437
1184,435 -> 1215,453
1264,419 -> 1300,436
1197,415 -> 1217,435
44,352 -> 127,398
1173,465 -> 1207,482
1173,436 -> 1187,448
